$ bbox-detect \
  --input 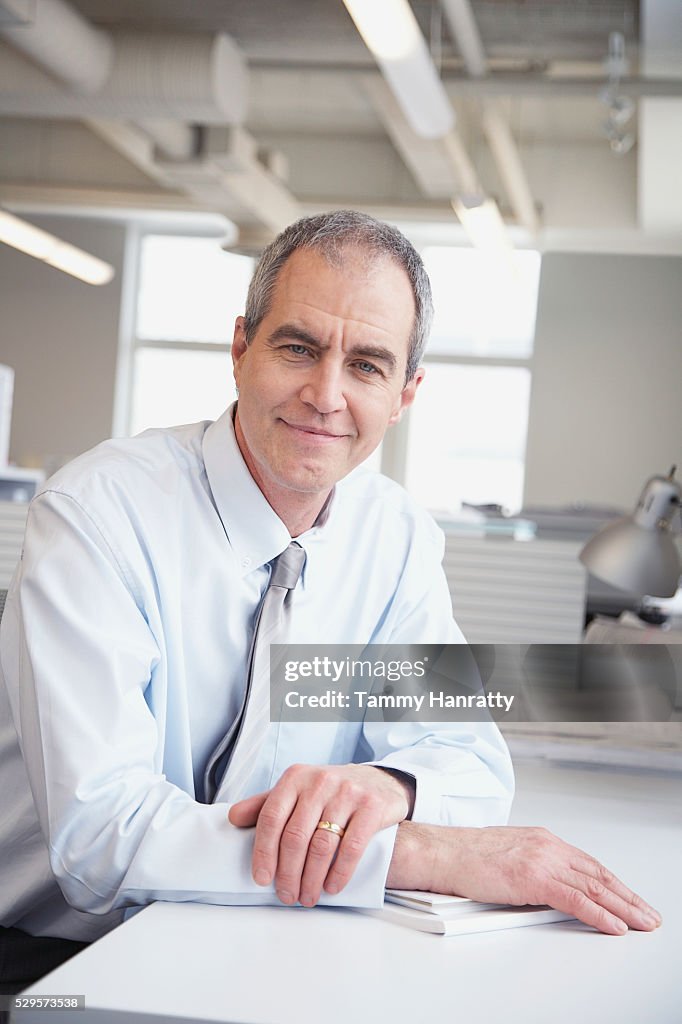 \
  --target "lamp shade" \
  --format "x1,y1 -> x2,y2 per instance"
579,472 -> 682,598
